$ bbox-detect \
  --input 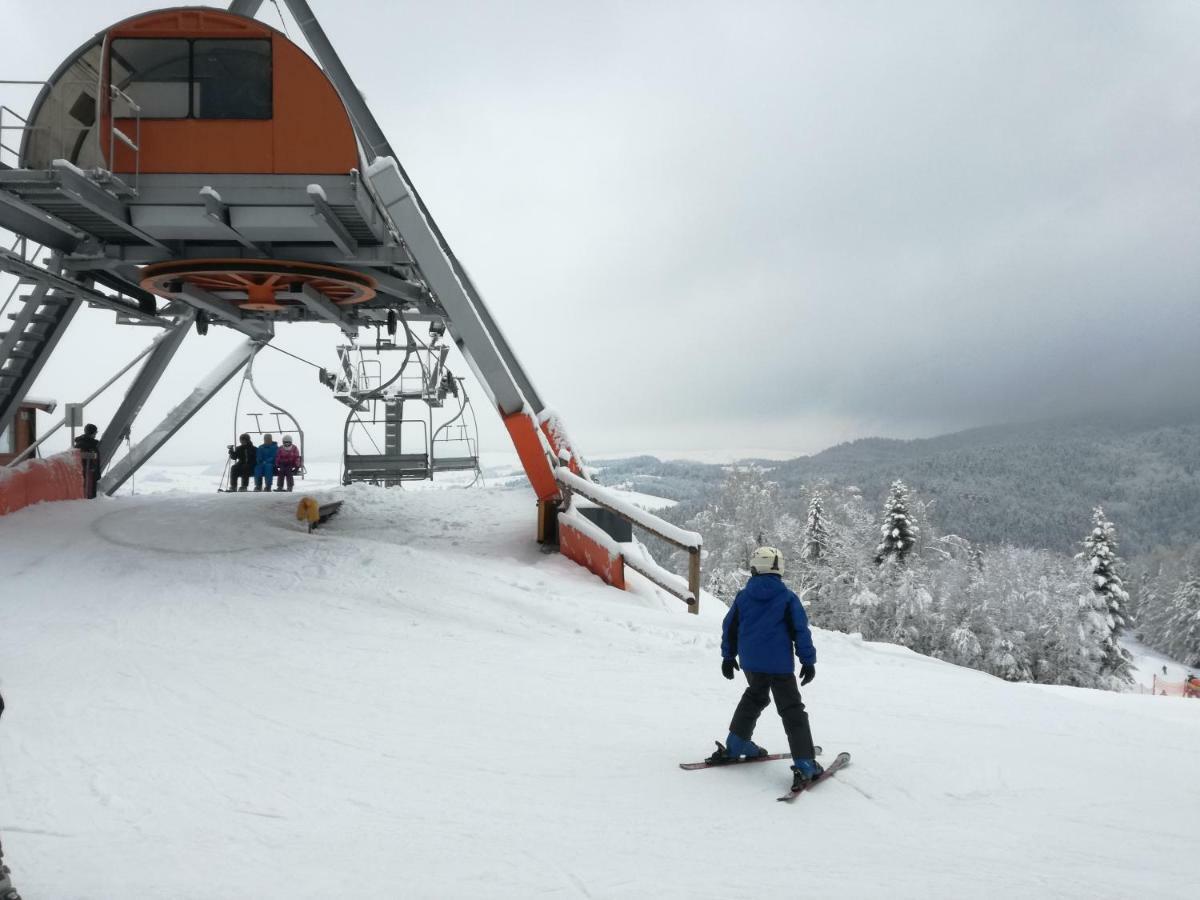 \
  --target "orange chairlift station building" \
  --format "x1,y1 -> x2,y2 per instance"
0,3 -> 702,609
27,8 -> 356,176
